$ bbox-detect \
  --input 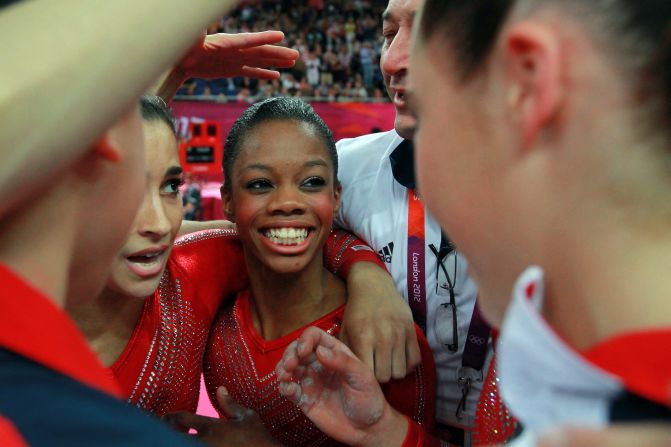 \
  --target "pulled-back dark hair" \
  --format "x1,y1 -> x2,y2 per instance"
140,94 -> 177,137
223,97 -> 338,192
418,0 -> 671,131
419,0 -> 514,81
